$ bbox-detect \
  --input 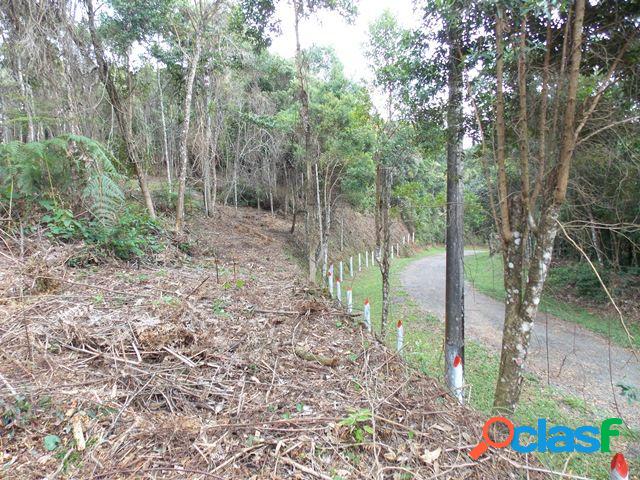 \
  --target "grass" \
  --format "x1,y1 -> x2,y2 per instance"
348,247 -> 638,479
463,251 -> 640,349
